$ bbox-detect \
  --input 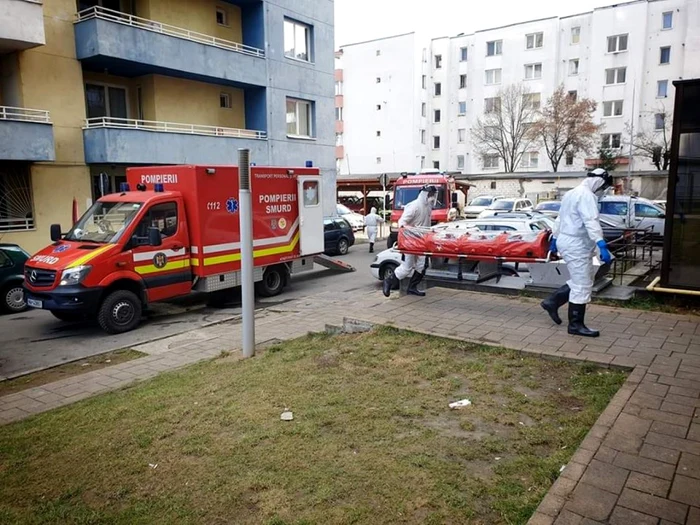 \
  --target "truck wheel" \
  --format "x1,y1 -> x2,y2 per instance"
50,311 -> 85,322
1,283 -> 26,313
256,266 -> 285,297
337,238 -> 349,255
97,290 -> 142,334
